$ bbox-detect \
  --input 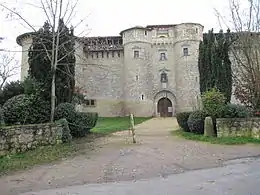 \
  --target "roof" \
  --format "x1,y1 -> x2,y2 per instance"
119,26 -> 151,35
